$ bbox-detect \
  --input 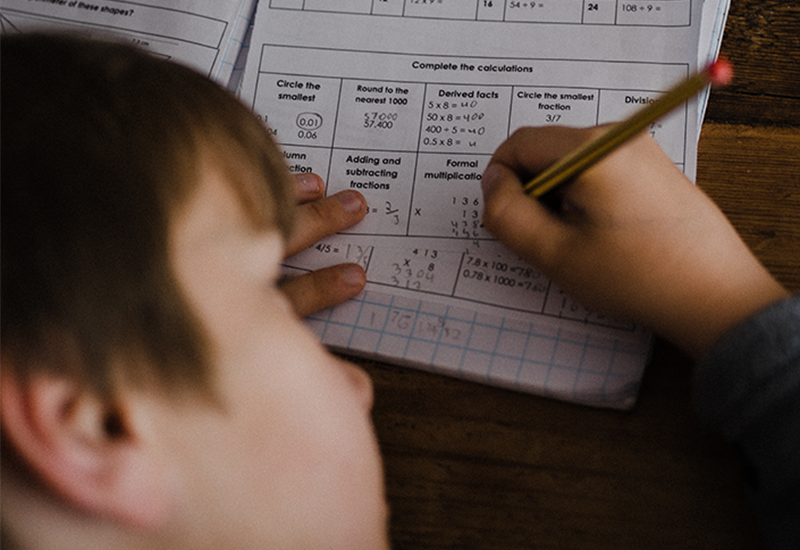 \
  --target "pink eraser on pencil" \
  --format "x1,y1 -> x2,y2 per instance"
708,57 -> 734,86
